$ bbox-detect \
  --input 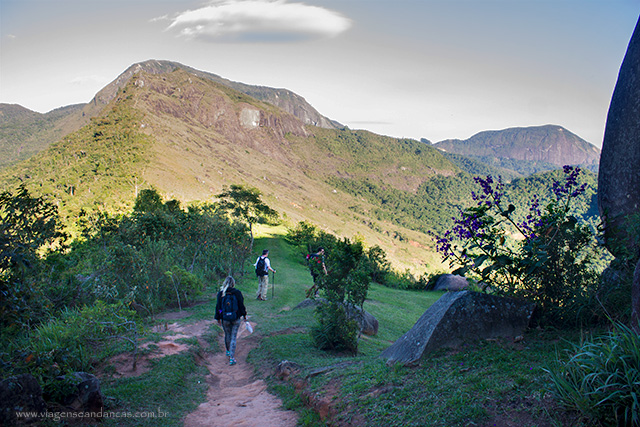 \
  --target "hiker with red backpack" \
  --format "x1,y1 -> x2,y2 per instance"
254,249 -> 276,301
305,248 -> 327,298
215,276 -> 247,365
